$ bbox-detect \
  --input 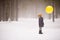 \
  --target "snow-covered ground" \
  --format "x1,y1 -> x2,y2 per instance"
0,18 -> 60,40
